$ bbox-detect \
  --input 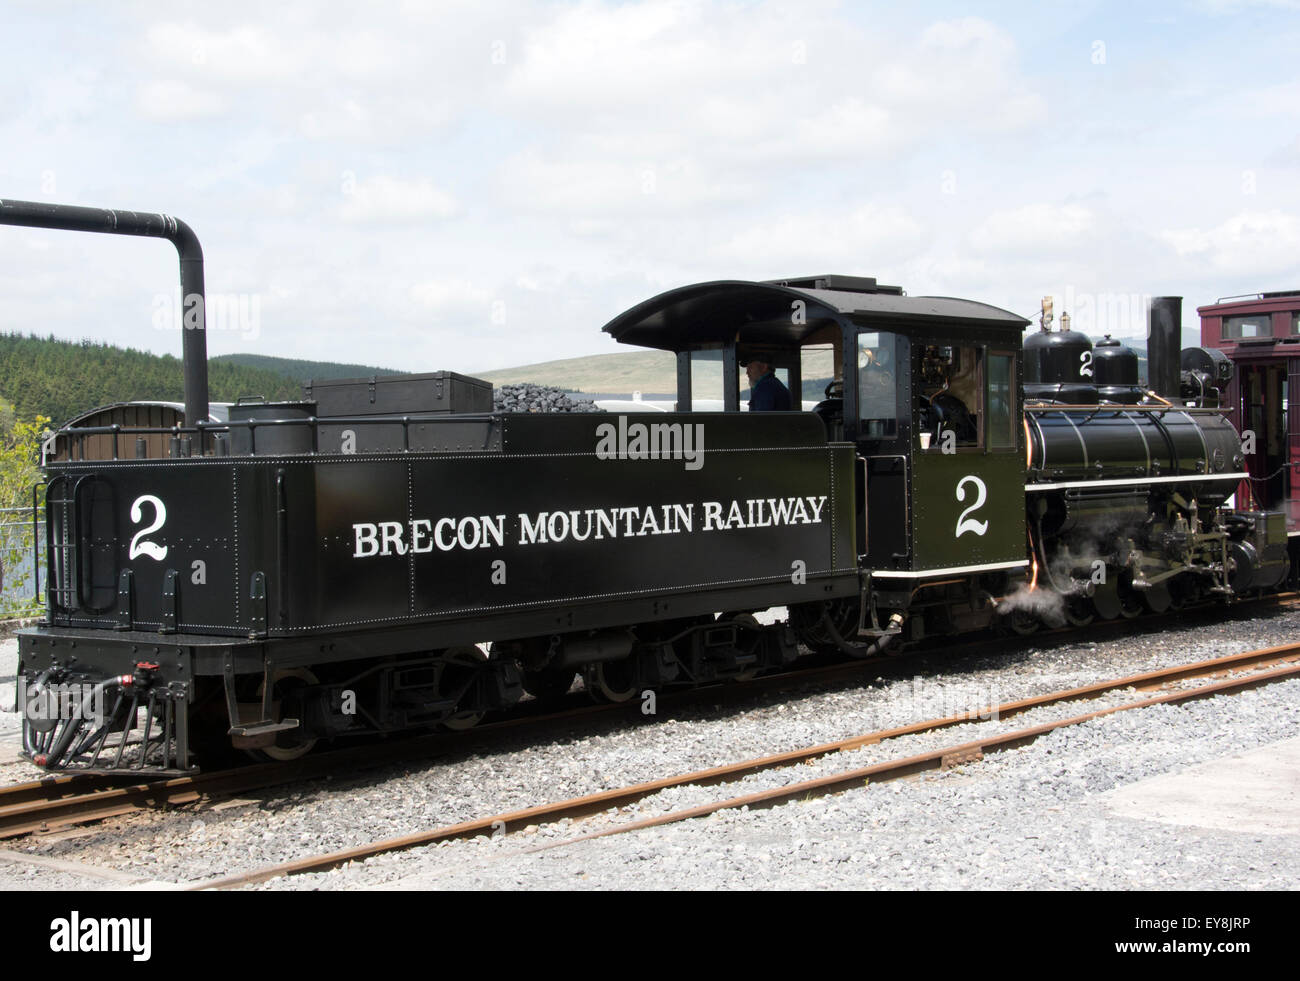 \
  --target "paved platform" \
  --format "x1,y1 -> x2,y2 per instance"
0,736 -> 22,765
1103,735 -> 1300,836
0,639 -> 22,757
0,638 -> 16,681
